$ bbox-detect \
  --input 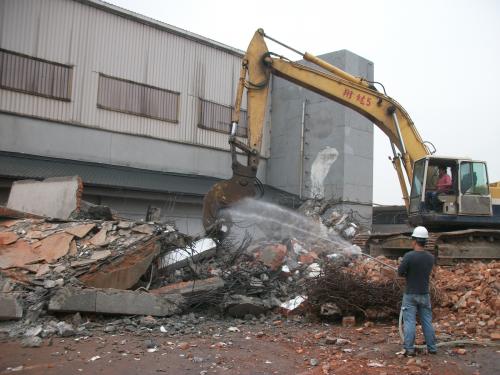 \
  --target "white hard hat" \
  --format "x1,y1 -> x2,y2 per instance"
411,226 -> 429,239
